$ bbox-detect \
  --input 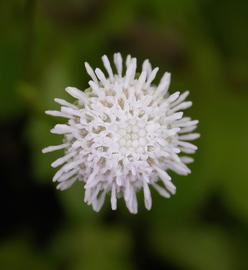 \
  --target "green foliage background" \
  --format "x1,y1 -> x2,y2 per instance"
0,0 -> 248,269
